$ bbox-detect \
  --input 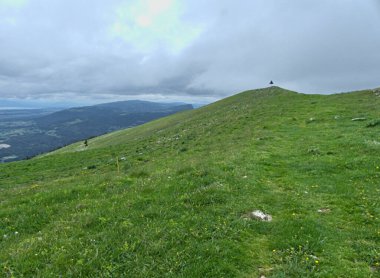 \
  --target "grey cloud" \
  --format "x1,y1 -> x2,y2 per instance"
183,0 -> 380,94
0,0 -> 379,103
